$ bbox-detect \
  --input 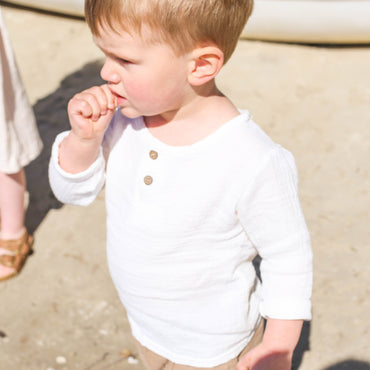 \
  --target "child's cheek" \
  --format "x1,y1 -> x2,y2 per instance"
127,79 -> 159,107
125,79 -> 148,100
